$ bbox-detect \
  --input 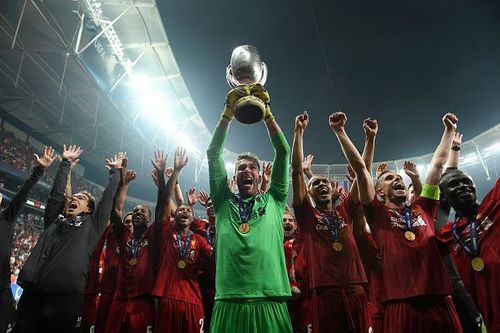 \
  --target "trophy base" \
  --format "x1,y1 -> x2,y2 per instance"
233,96 -> 265,124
